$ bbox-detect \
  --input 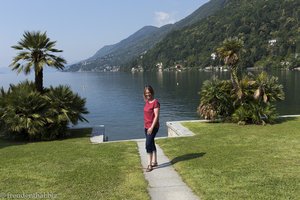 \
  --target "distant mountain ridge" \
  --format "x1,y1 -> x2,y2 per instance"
92,25 -> 160,59
174,0 -> 228,28
66,0 -> 226,72
135,0 -> 300,70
